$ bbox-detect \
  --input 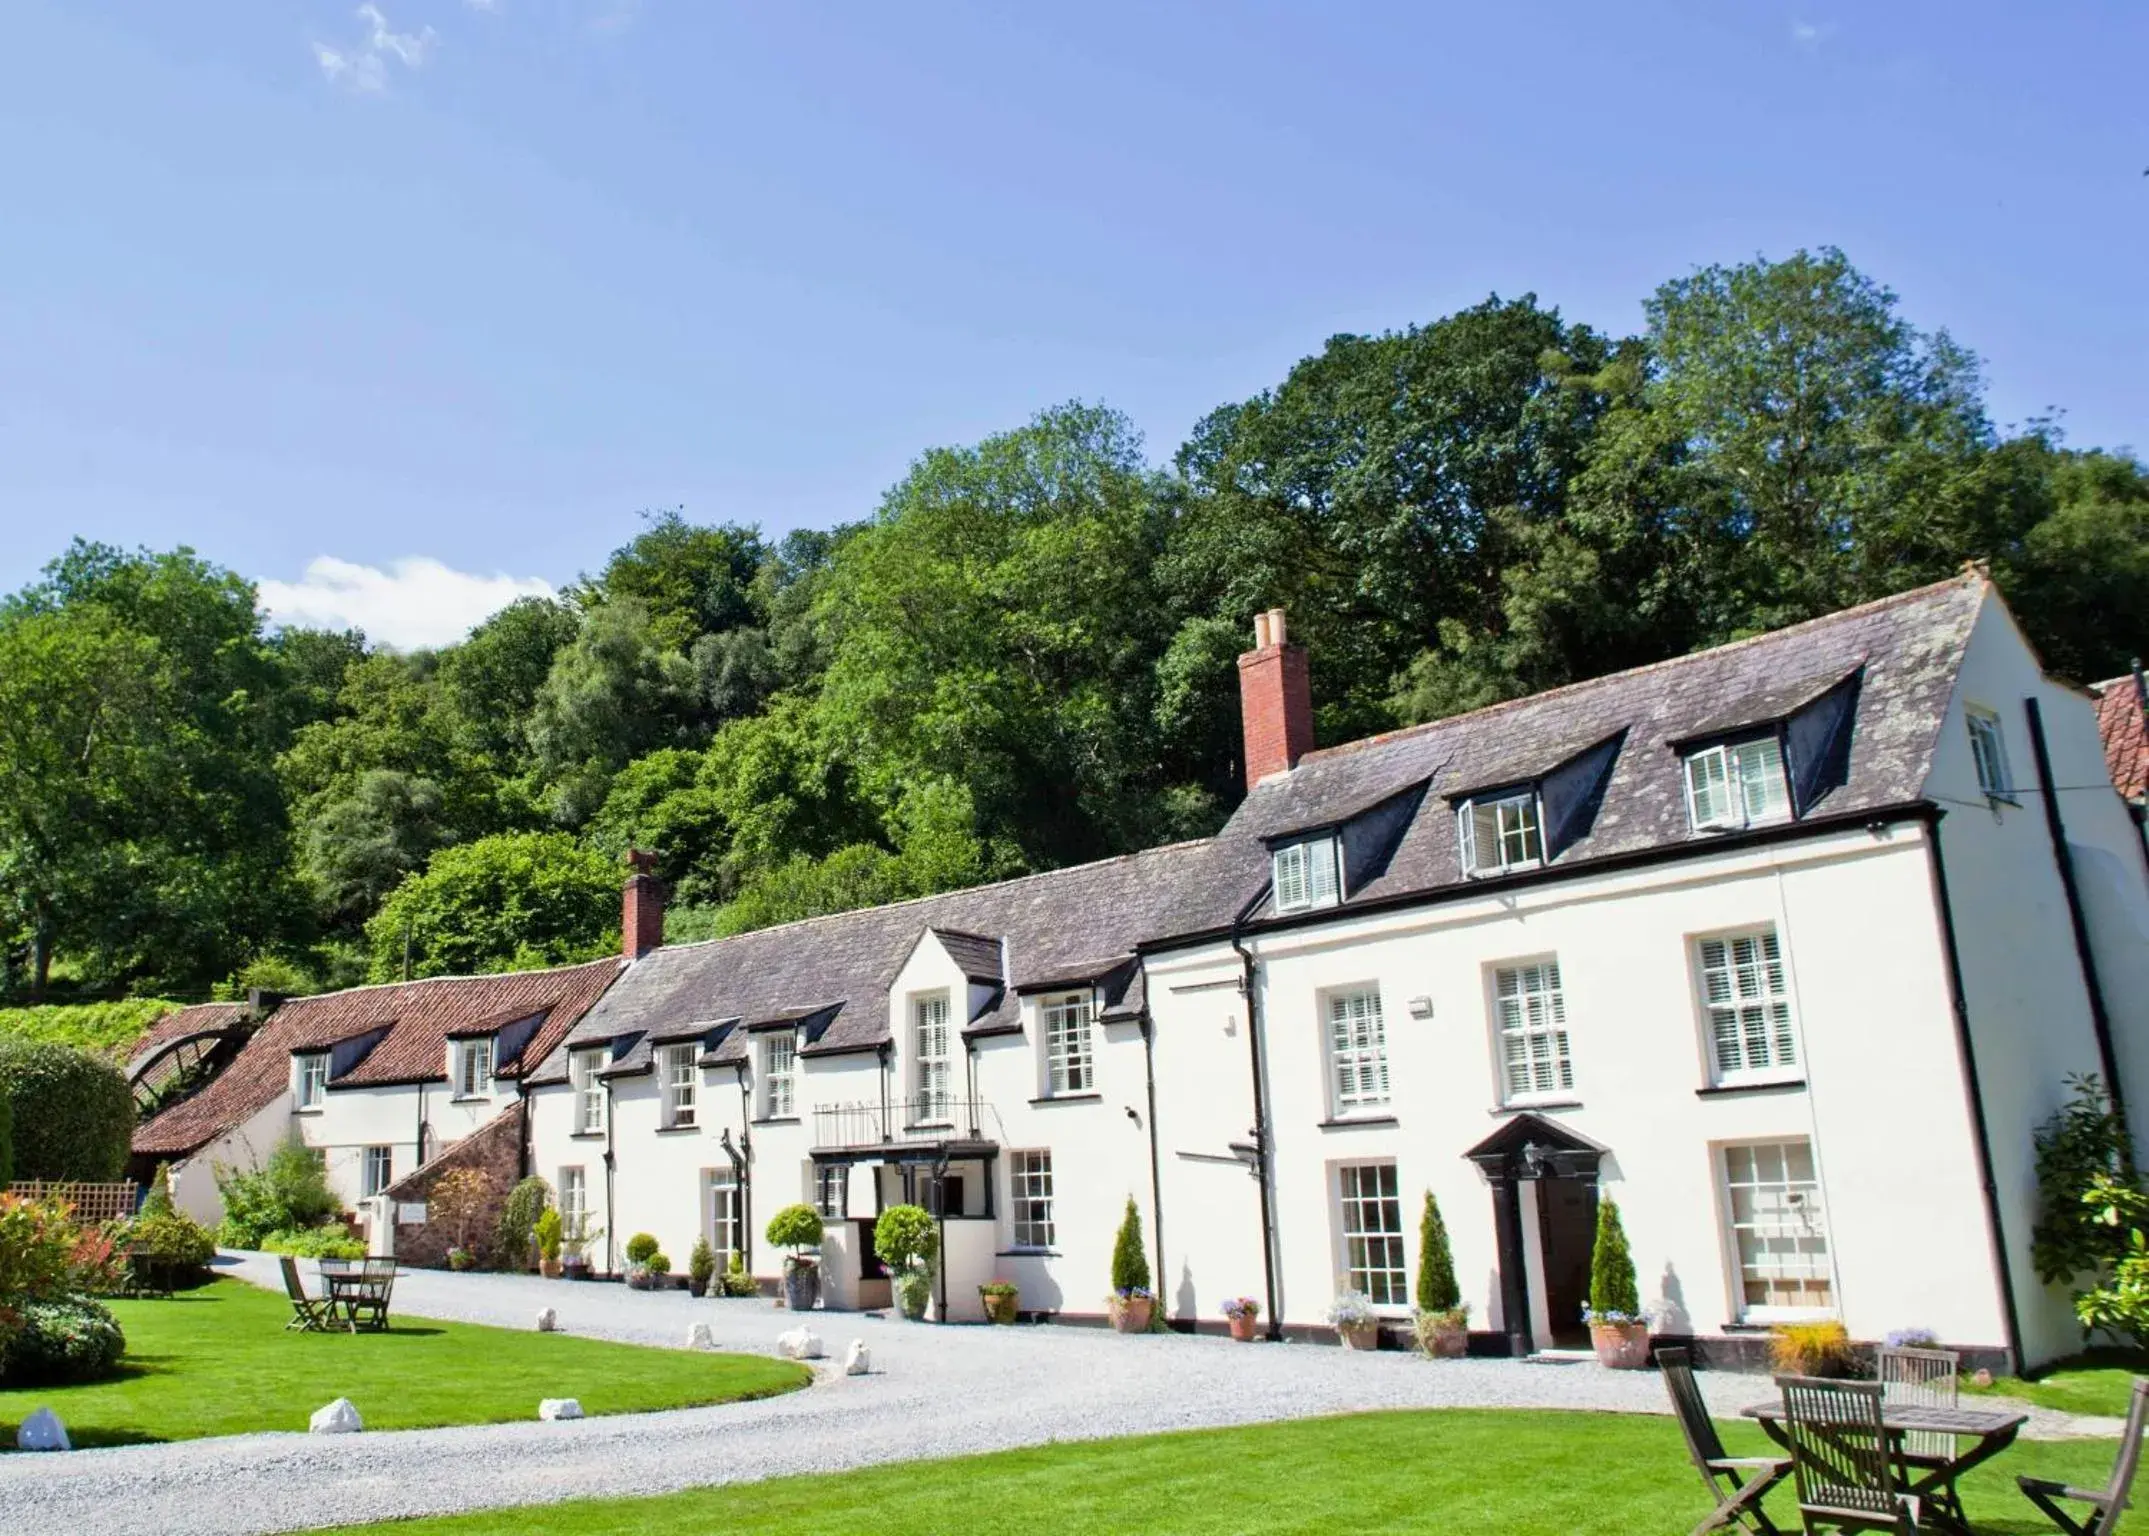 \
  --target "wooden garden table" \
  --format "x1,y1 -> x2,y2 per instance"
1740,1397 -> 2027,1535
